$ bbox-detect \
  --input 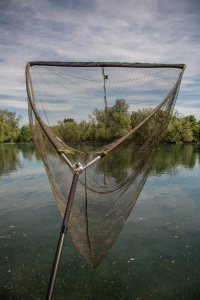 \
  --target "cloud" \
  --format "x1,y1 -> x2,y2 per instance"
0,99 -> 28,109
175,105 -> 200,120
0,0 -> 199,124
